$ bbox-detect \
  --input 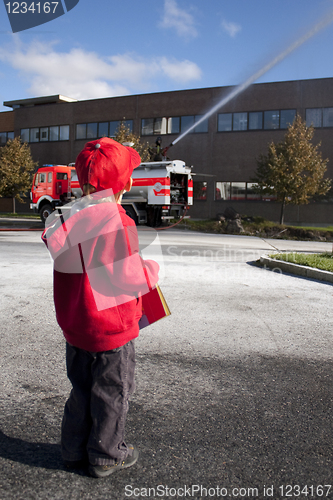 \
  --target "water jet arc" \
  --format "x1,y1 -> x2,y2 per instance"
170,10 -> 333,148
